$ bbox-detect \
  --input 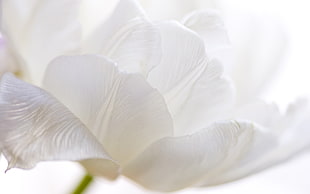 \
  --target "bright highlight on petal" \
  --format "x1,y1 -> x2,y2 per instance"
0,73 -> 116,171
